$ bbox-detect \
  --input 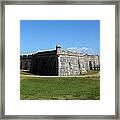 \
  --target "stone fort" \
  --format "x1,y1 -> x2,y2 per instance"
20,45 -> 100,76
